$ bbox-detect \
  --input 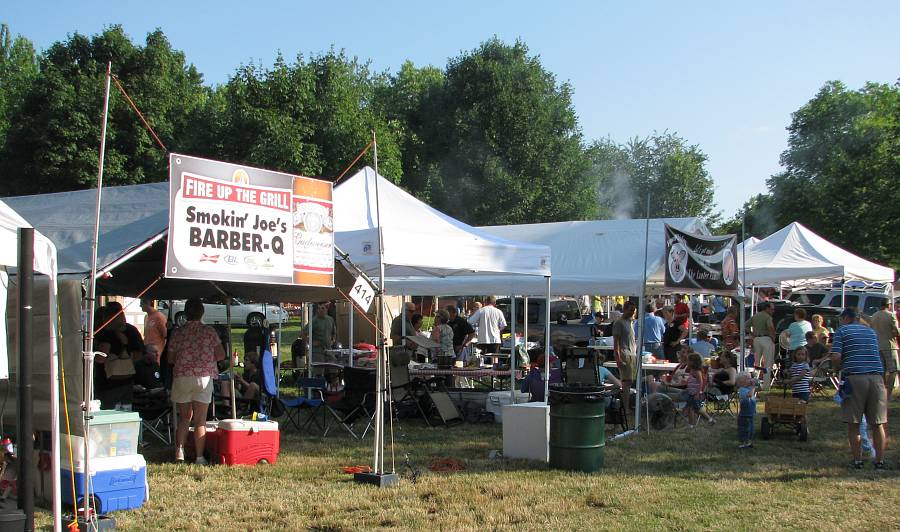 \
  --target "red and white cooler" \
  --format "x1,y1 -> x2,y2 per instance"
206,419 -> 280,466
